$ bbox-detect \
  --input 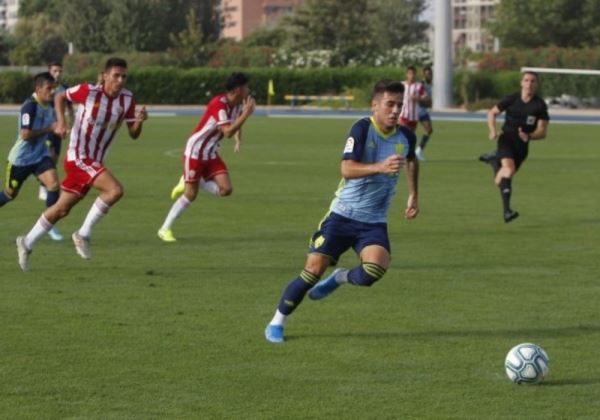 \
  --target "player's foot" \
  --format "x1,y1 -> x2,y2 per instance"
47,227 -> 63,241
479,152 -> 496,163
308,268 -> 346,300
170,177 -> 185,200
16,236 -> 31,272
265,324 -> 285,343
504,210 -> 520,223
158,228 -> 176,242
72,232 -> 91,259
415,146 -> 426,161
38,185 -> 47,201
